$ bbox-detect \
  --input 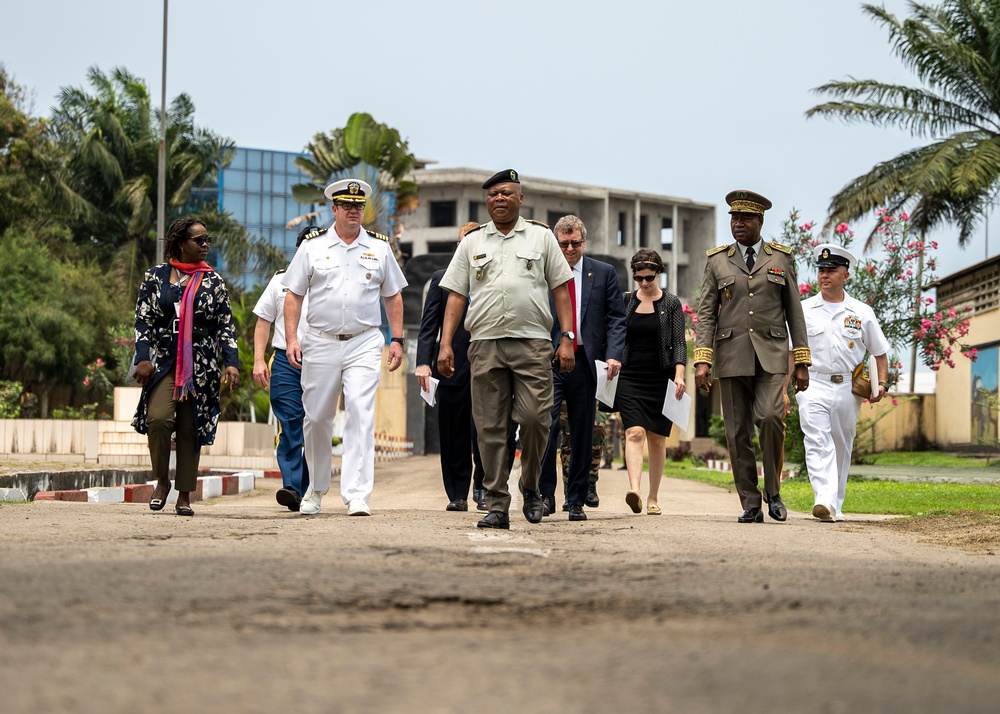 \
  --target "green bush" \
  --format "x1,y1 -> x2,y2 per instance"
0,380 -> 23,418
